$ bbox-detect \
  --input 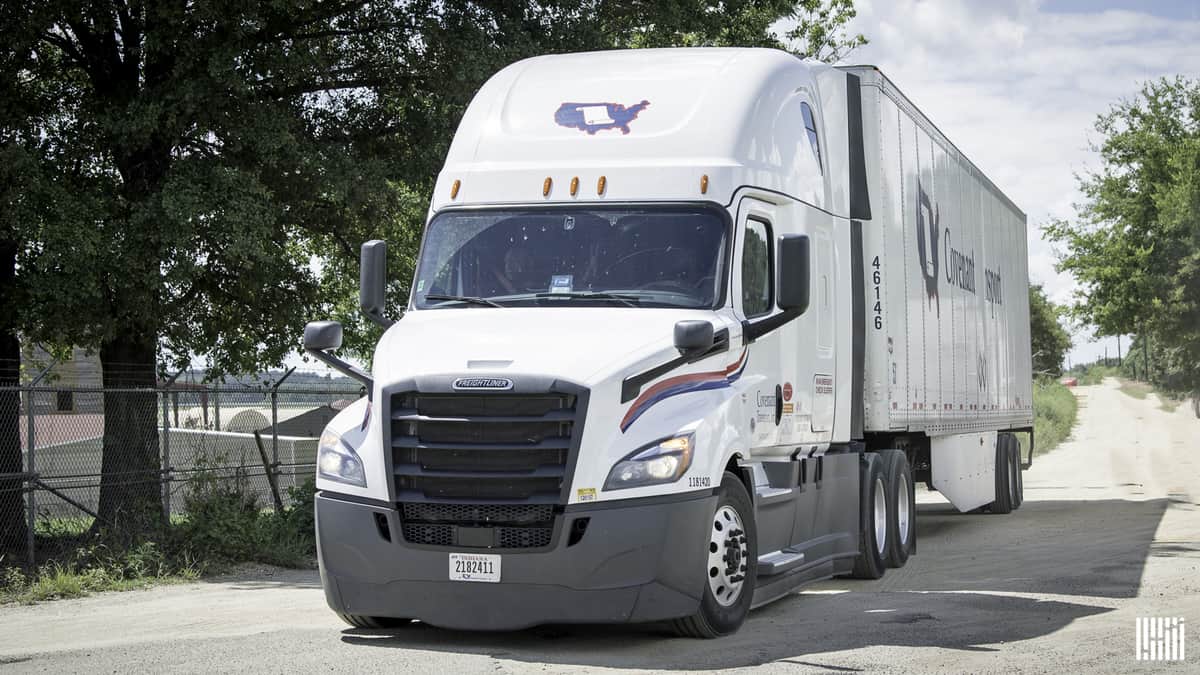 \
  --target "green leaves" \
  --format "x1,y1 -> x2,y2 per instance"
1029,284 -> 1070,376
4,0 -> 868,374
1048,77 -> 1200,389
